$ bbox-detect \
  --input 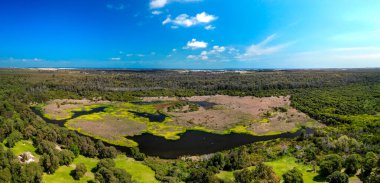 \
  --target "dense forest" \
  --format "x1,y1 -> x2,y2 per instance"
0,69 -> 379,183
